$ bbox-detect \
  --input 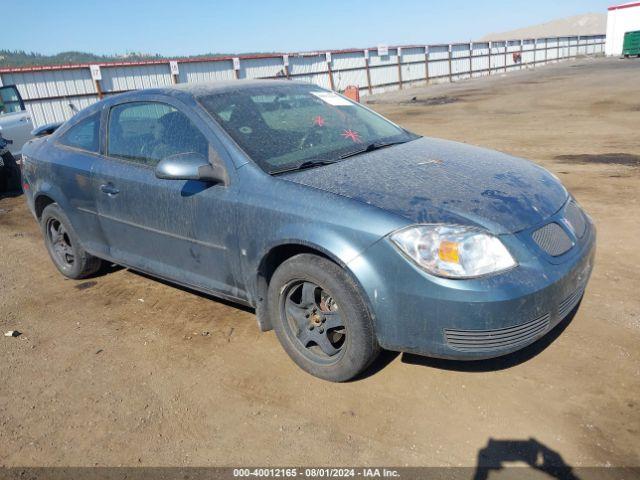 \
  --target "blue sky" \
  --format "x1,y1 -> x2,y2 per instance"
3,0 -> 612,56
